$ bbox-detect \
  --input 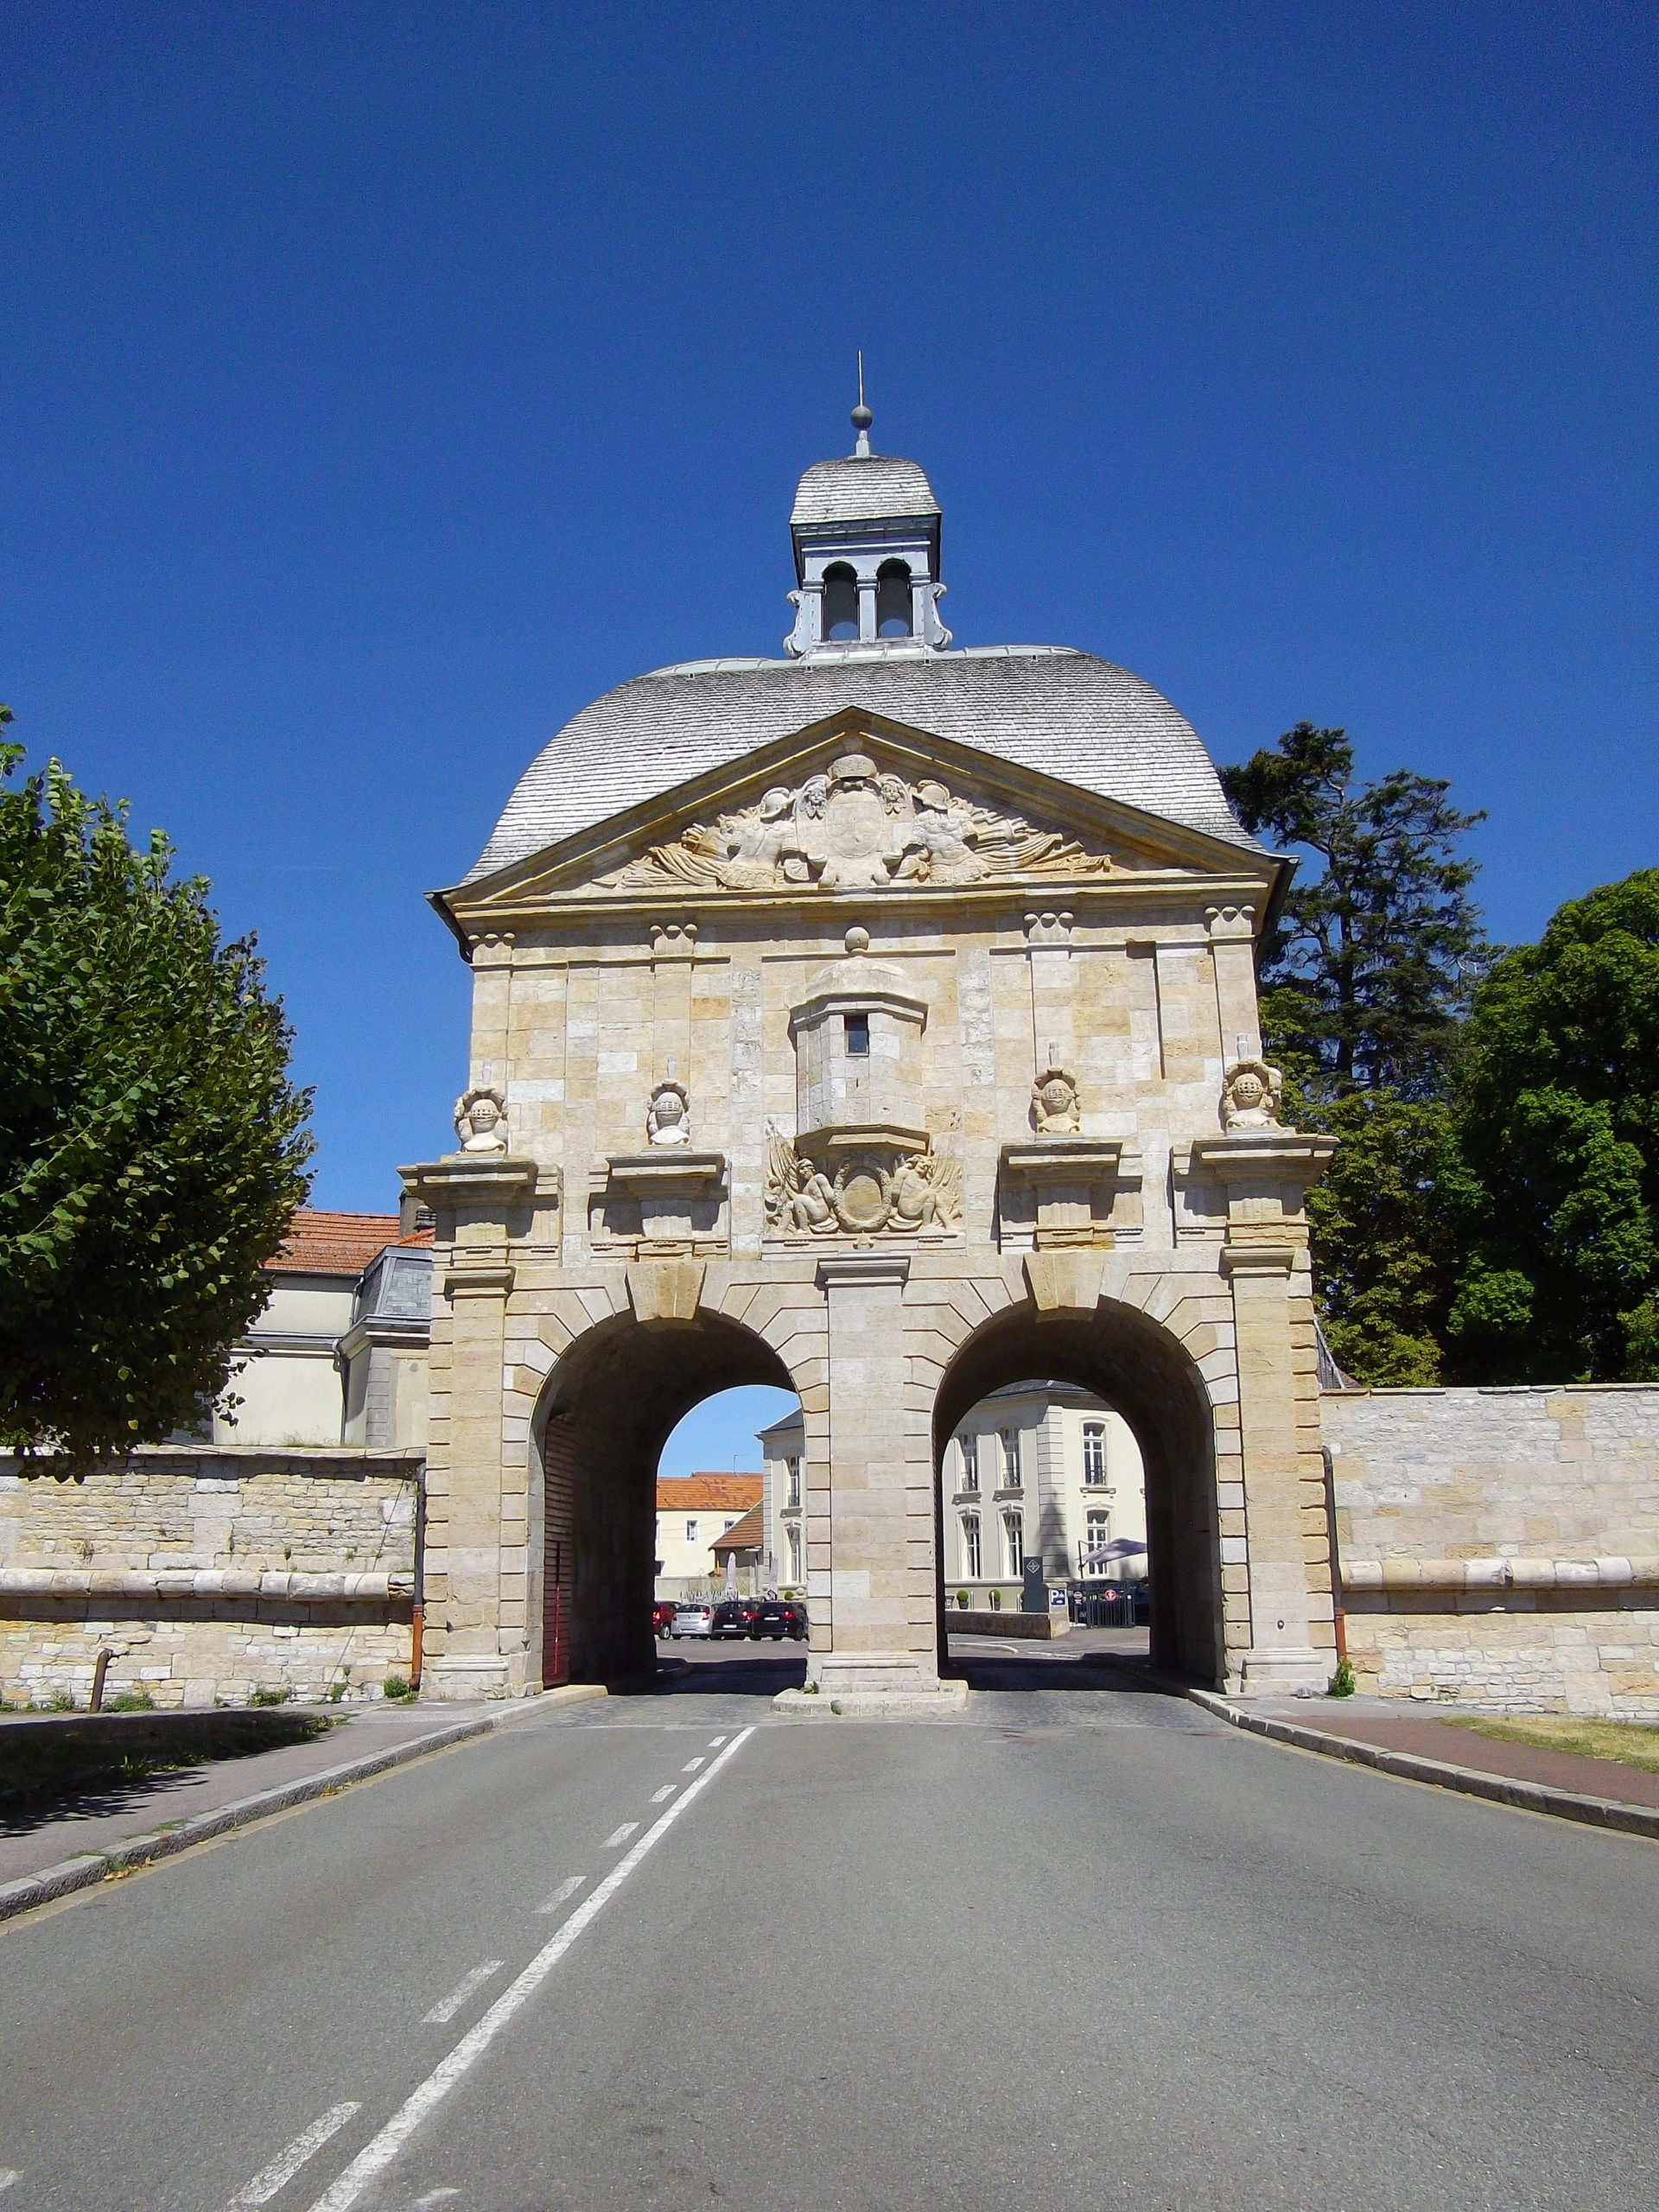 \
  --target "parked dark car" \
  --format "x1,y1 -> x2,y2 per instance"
710,1599 -> 761,1638
652,1600 -> 677,1637
749,1600 -> 806,1641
